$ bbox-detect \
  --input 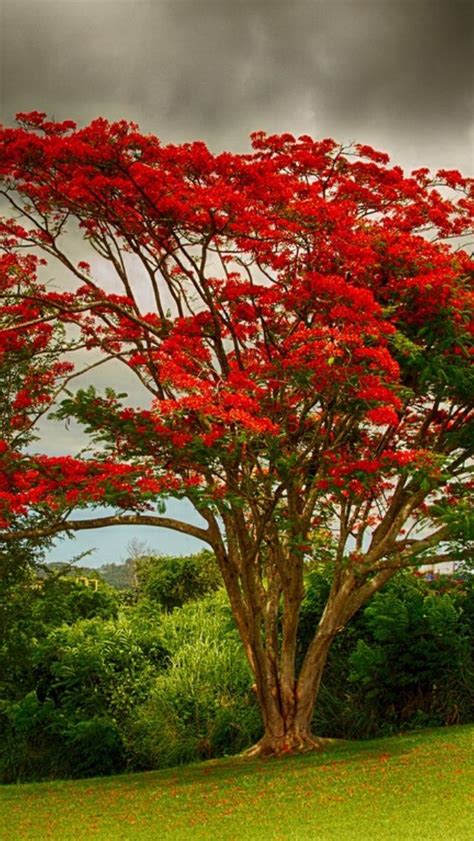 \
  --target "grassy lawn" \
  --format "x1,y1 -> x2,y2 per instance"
1,725 -> 472,840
